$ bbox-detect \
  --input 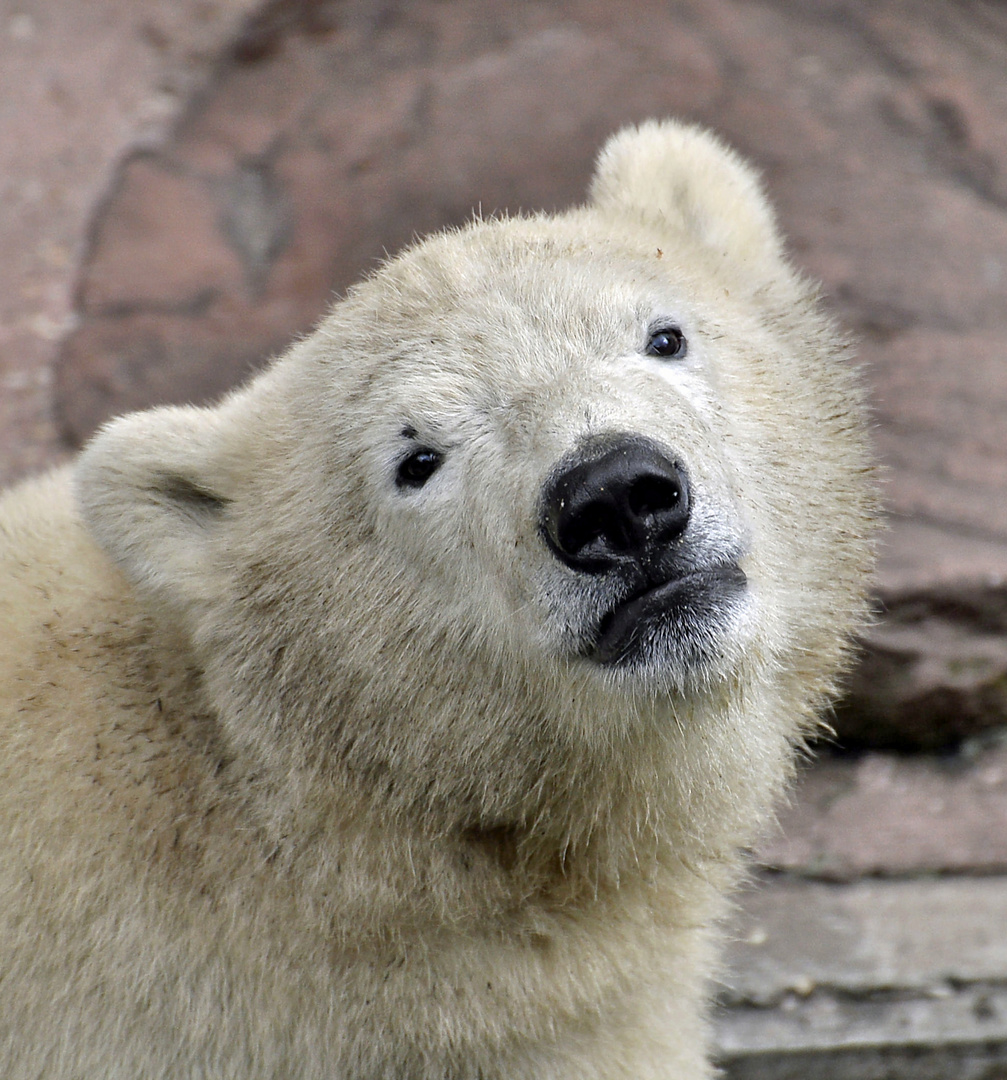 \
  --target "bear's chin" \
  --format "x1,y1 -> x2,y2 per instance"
584,563 -> 749,673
